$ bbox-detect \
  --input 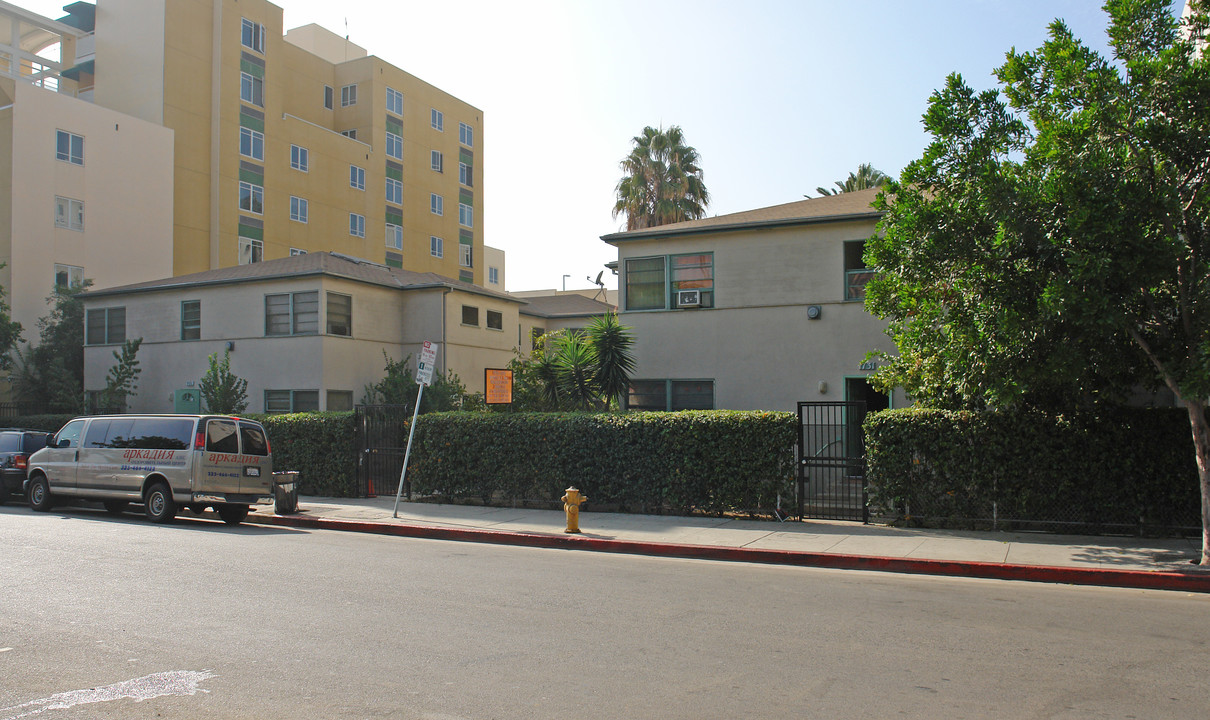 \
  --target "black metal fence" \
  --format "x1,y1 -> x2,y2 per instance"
797,401 -> 868,522
354,404 -> 411,498
0,402 -> 48,419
